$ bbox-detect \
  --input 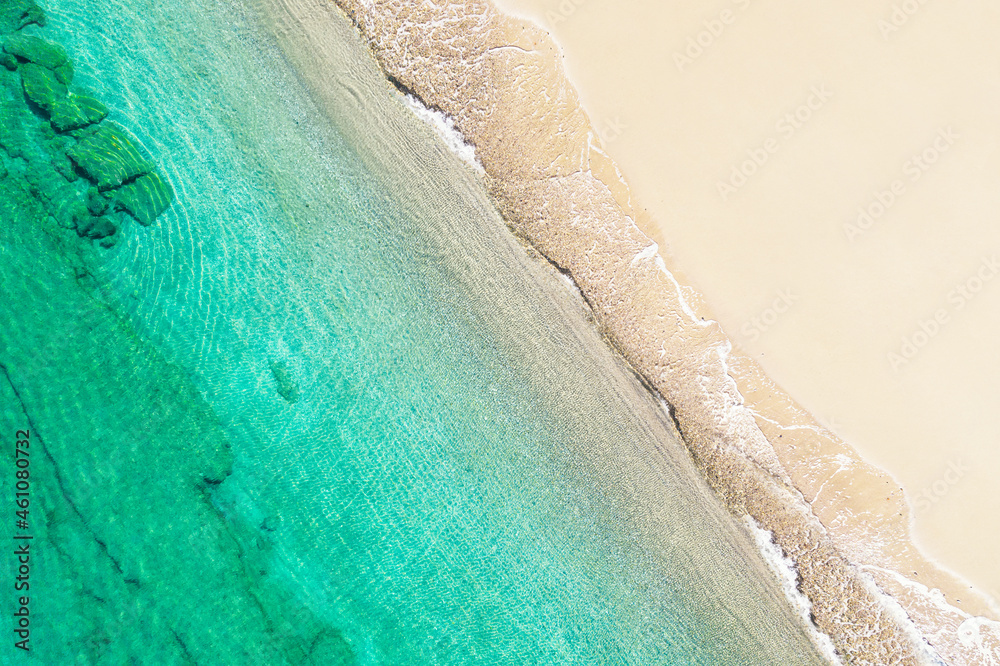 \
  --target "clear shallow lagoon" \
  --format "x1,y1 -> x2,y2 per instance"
1,0 -> 829,663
